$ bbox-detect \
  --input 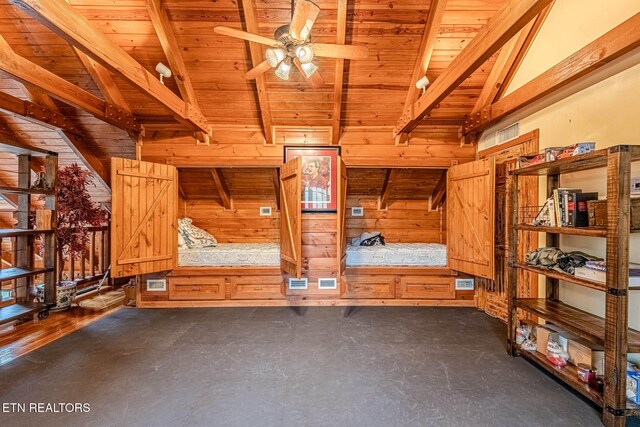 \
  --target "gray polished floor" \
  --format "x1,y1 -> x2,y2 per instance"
1,307 -> 605,426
